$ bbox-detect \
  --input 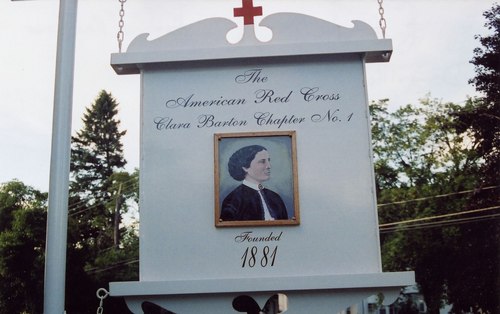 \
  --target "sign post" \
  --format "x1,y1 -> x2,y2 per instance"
13,0 -> 79,311
43,0 -> 78,313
